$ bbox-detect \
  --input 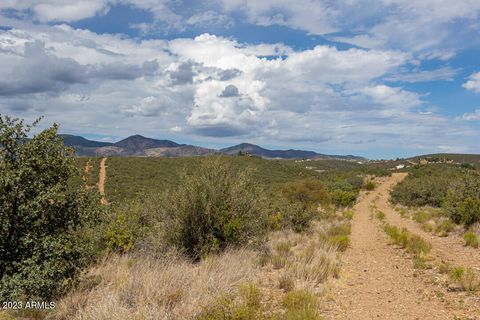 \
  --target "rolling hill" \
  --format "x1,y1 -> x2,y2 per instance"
61,134 -> 365,160
221,143 -> 362,160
